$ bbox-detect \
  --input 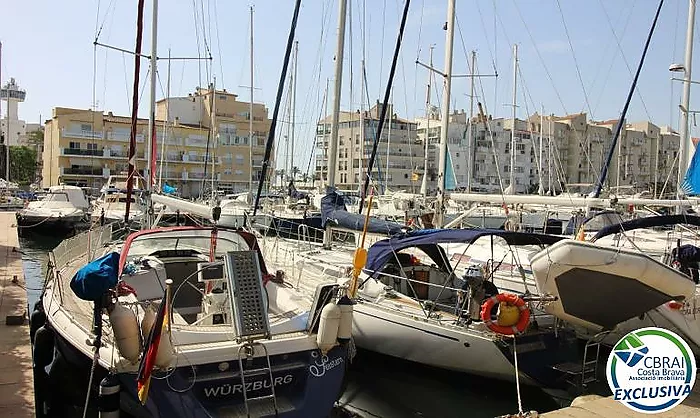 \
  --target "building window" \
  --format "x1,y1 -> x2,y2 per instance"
69,142 -> 80,149
87,143 -> 97,150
